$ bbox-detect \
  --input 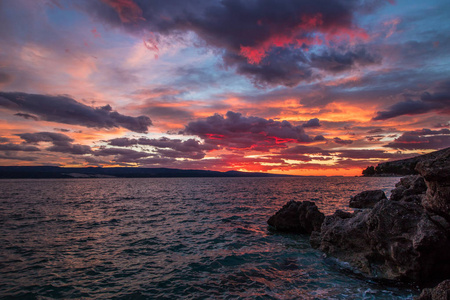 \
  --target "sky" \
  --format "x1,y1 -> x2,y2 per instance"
0,0 -> 449,176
